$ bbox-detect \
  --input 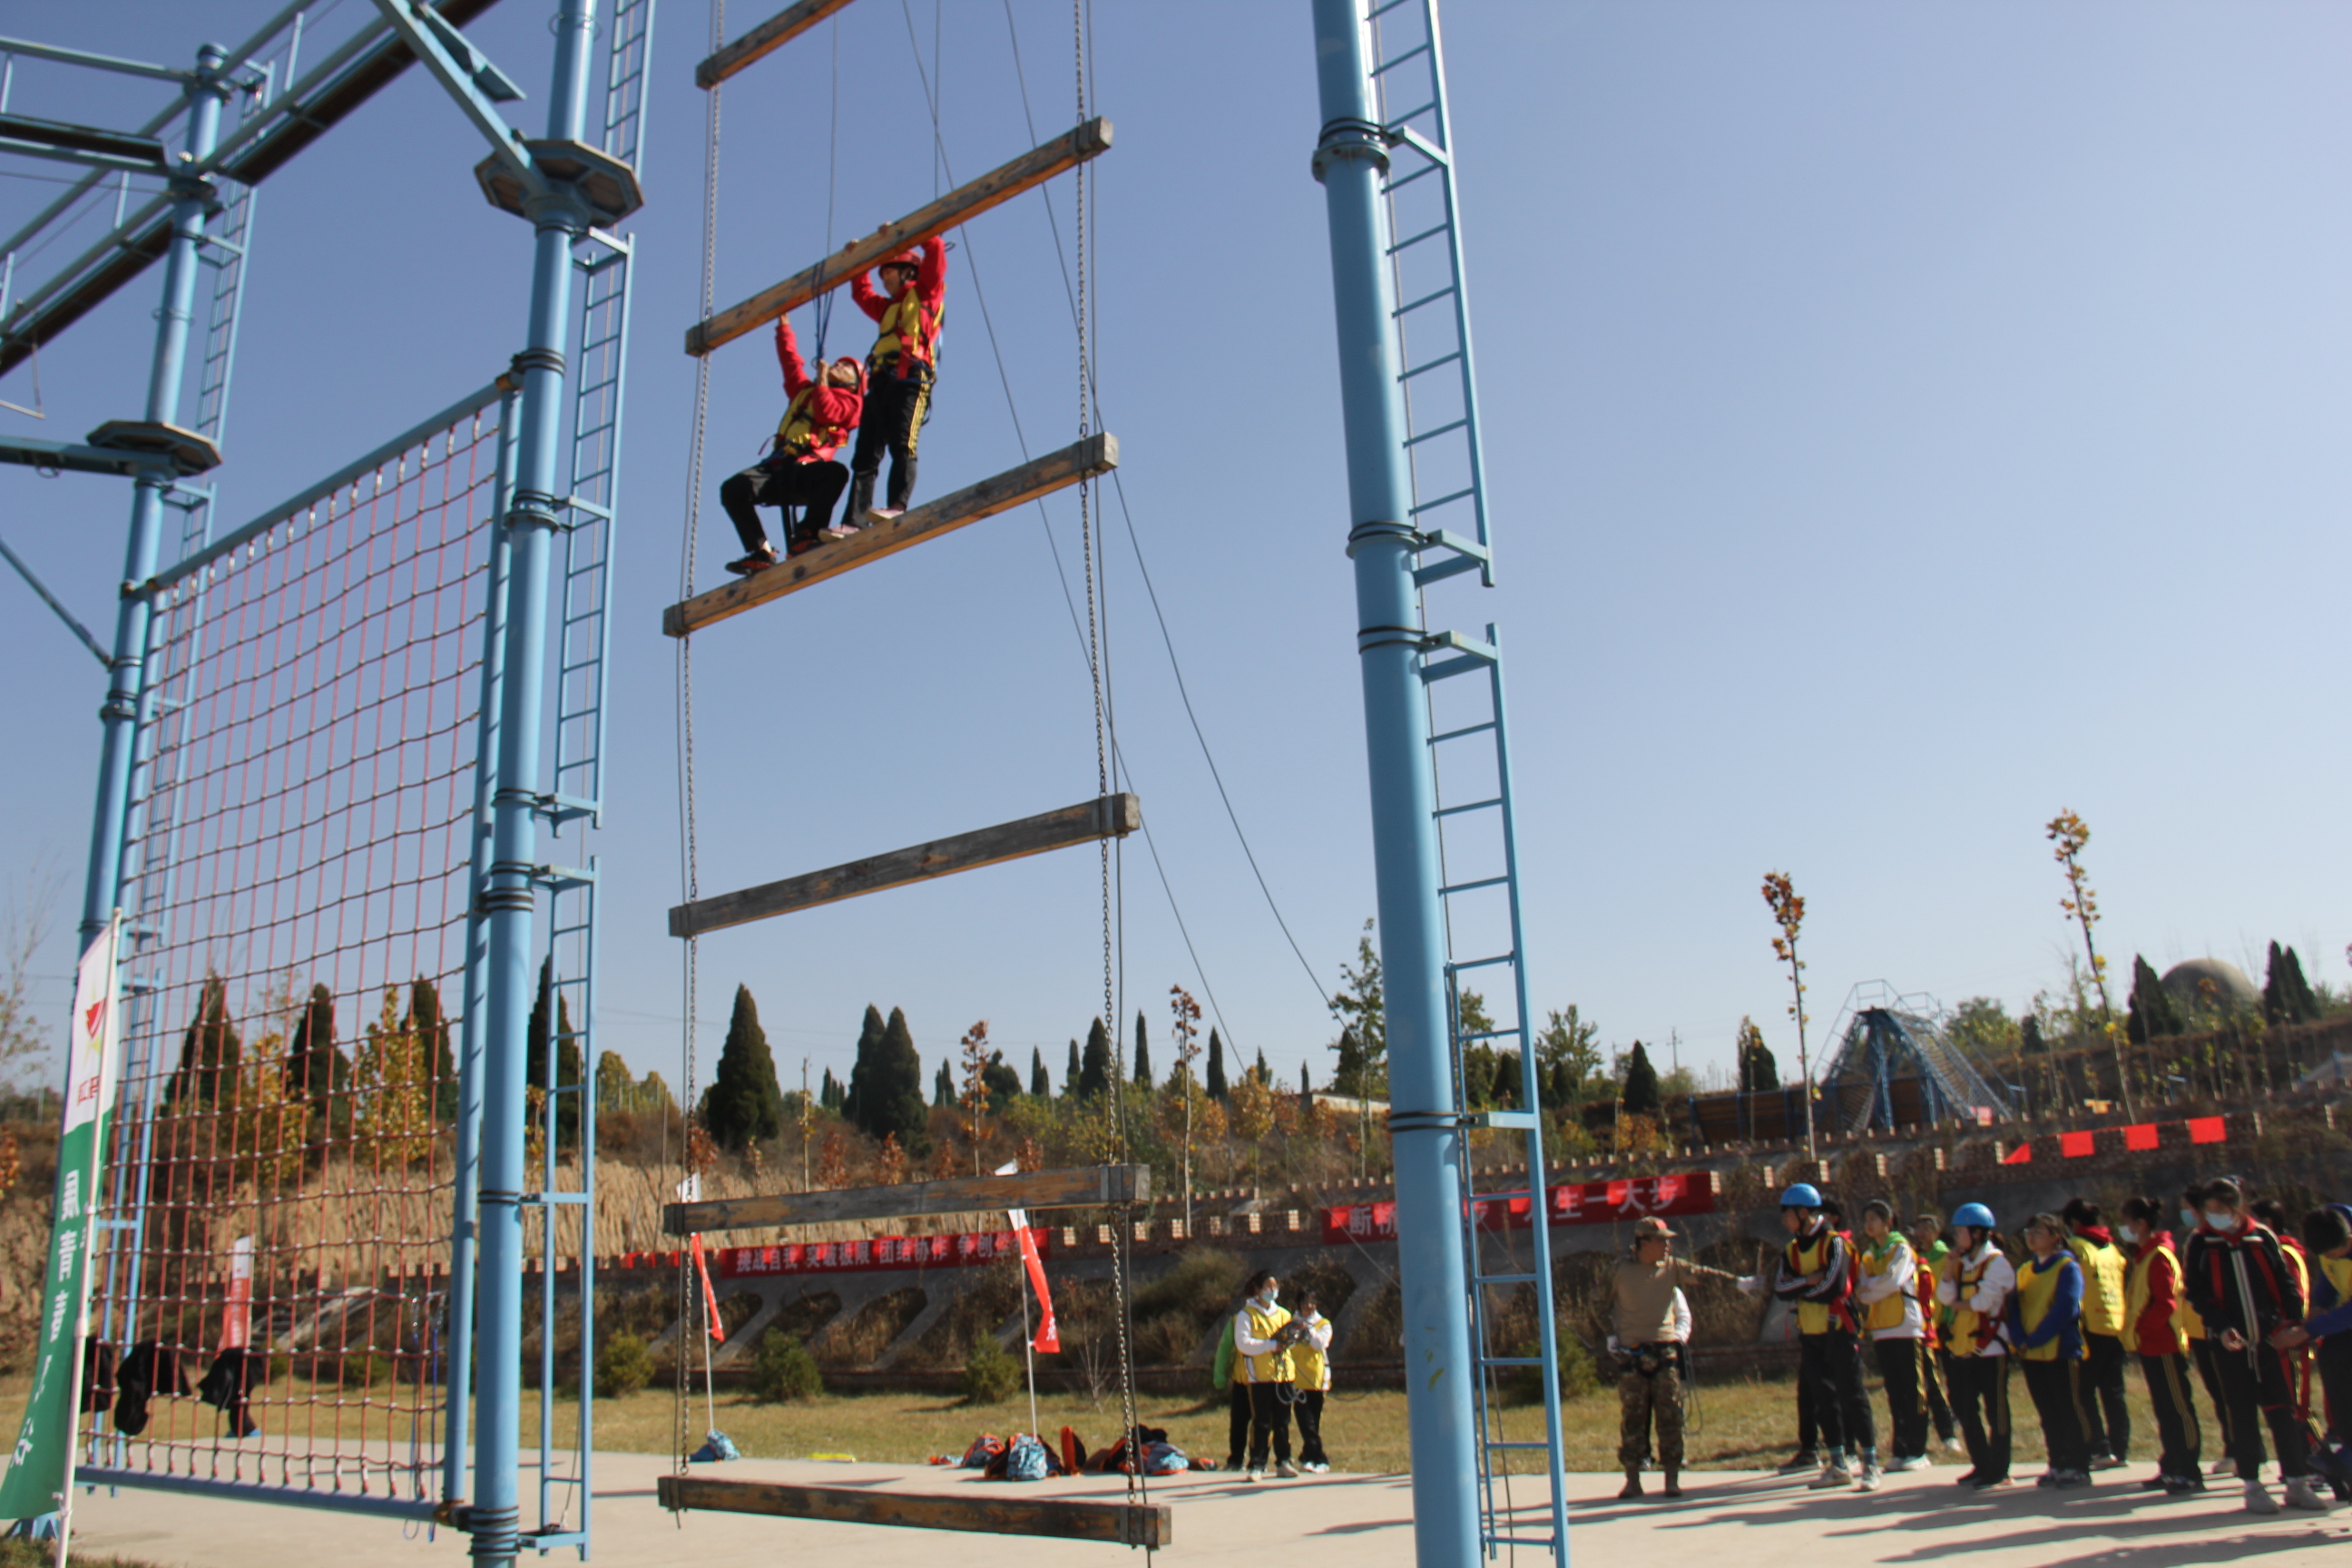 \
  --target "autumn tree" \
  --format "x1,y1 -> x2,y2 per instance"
958,1021 -> 994,1171
354,985 -> 433,1165
2046,810 -> 2132,1116
1761,870 -> 1817,1162
1168,985 -> 1203,1234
